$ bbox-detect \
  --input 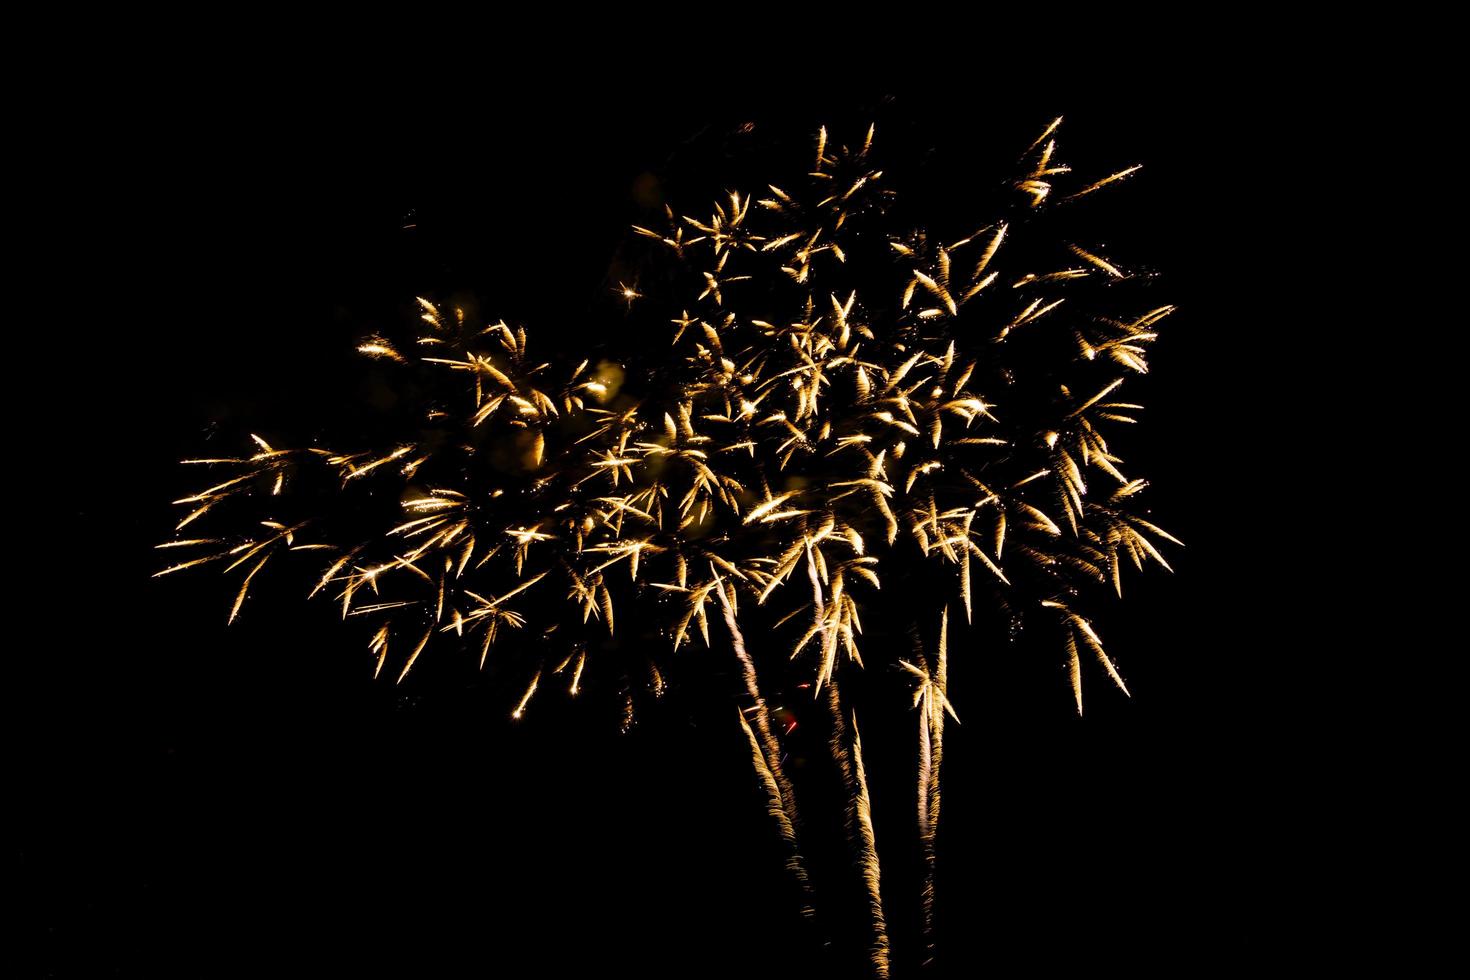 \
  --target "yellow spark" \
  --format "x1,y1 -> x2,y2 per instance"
912,271 -> 956,316
1067,165 -> 1142,200
227,552 -> 271,624
1066,629 -> 1083,715
152,554 -> 220,577
974,223 -> 1007,278
741,492 -> 802,524
1026,116 -> 1063,157
1070,244 -> 1124,278
1069,378 -> 1127,417
346,446 -> 413,480
569,650 -> 586,696
511,669 -> 541,719
356,335 -> 406,362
